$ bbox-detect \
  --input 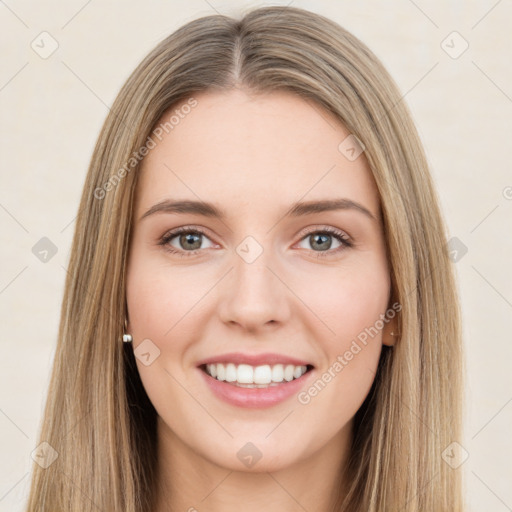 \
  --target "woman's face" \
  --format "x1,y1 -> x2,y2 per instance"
126,89 -> 397,472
